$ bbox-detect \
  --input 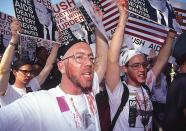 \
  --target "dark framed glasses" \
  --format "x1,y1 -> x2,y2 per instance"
18,69 -> 33,75
127,62 -> 148,70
